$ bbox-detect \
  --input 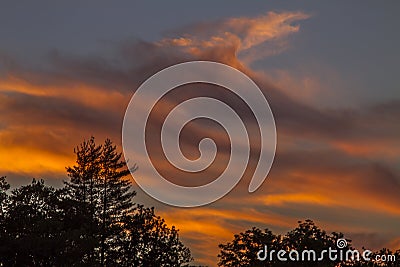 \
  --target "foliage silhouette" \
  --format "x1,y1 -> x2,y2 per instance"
0,137 -> 192,266
218,220 -> 400,267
